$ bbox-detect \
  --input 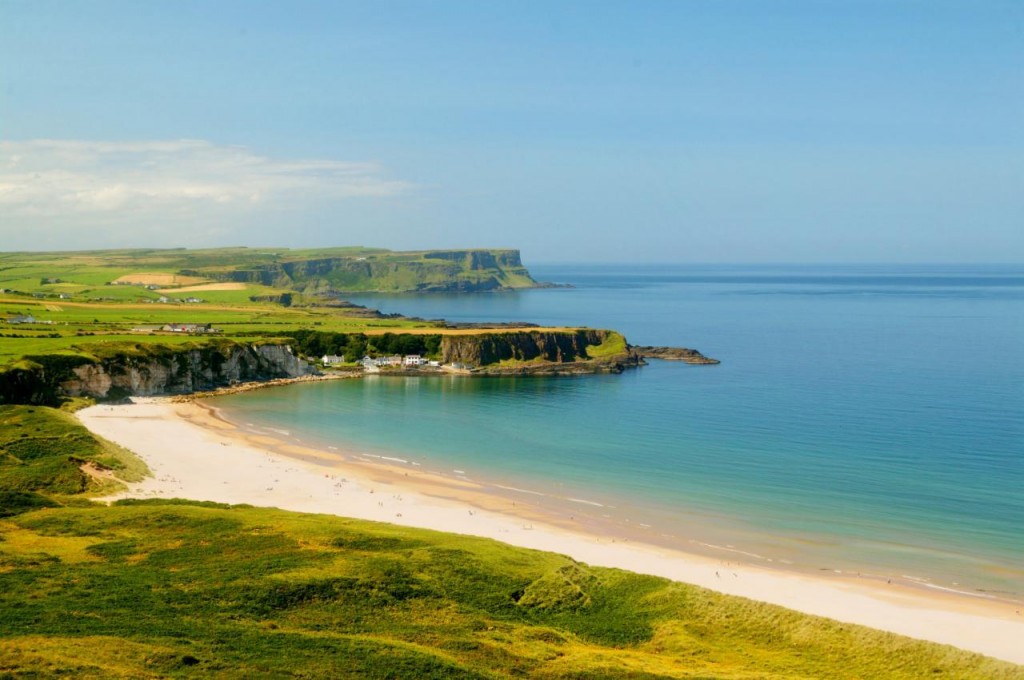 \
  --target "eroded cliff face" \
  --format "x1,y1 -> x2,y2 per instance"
183,249 -> 537,293
58,344 -> 312,399
440,330 -> 641,374
0,343 -> 313,405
